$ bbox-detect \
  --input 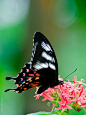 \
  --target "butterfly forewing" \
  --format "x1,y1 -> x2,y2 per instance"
31,32 -> 58,79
